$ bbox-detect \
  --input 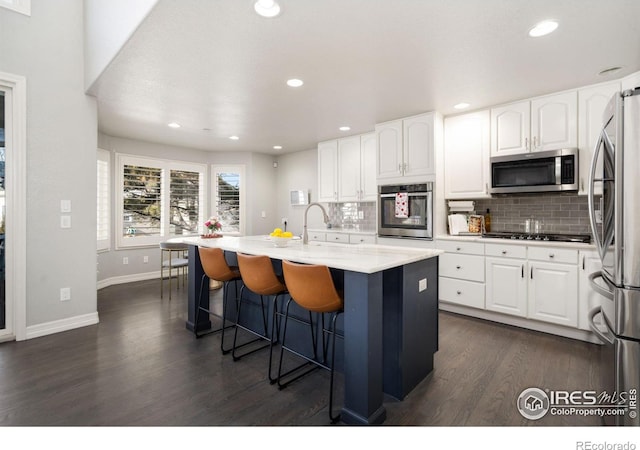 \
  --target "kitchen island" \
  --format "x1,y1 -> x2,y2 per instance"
181,235 -> 442,425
